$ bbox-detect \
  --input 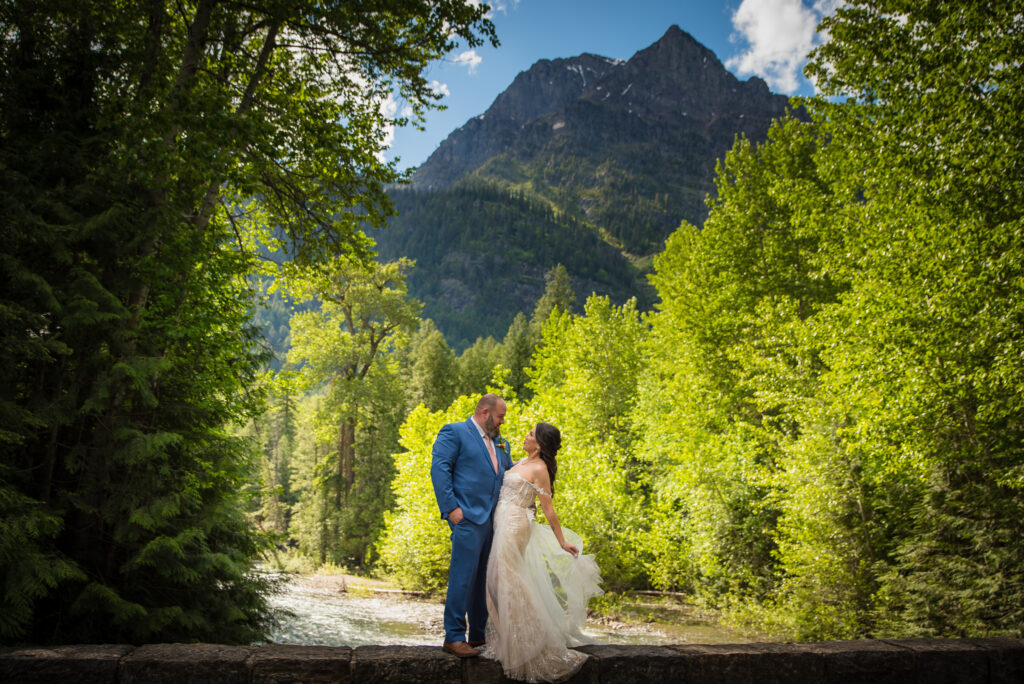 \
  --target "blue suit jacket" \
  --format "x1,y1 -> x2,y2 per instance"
431,418 -> 514,525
